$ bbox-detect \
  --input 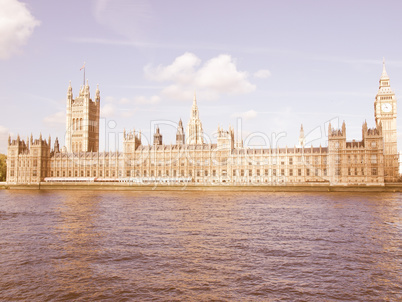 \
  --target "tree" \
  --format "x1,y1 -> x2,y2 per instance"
0,154 -> 6,181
